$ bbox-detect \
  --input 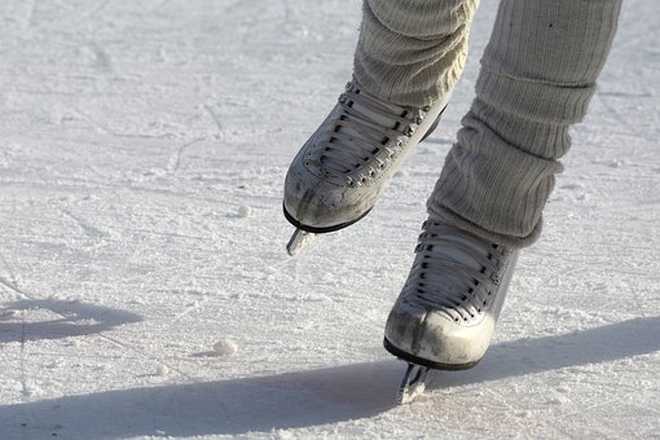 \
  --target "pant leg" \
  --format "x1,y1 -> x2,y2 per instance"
353,0 -> 480,107
427,0 -> 623,248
